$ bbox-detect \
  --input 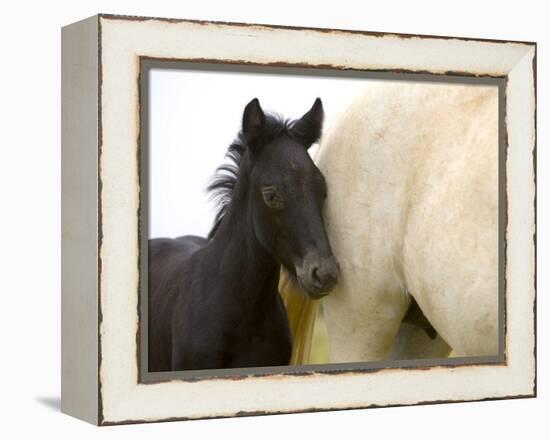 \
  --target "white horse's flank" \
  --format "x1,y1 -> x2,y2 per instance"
316,82 -> 499,362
